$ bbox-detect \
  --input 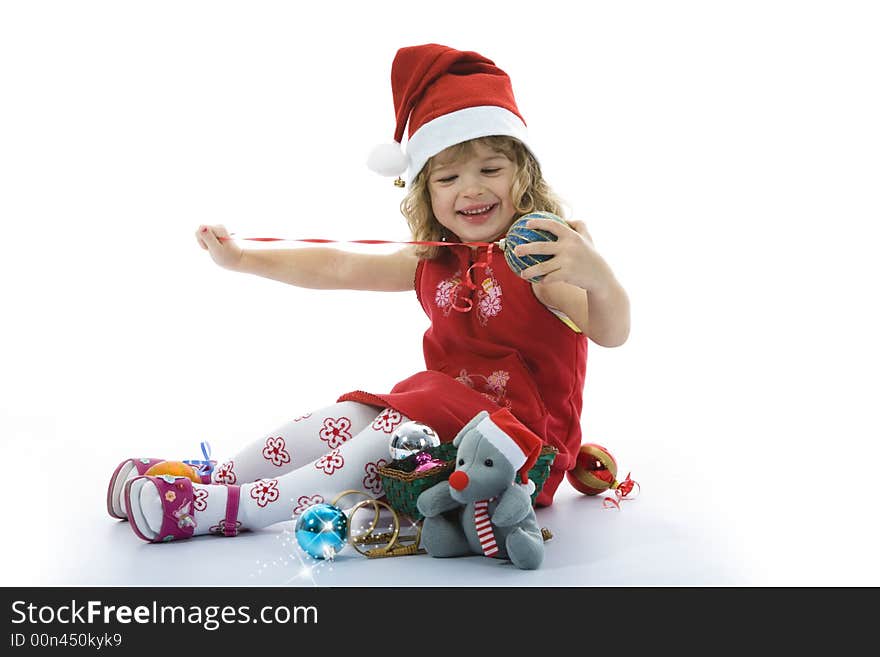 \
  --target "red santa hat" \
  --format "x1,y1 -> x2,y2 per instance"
367,43 -> 532,186
474,408 -> 543,487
